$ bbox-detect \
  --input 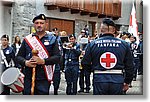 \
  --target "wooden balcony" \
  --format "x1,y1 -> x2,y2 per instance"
44,0 -> 121,19
1,0 -> 14,7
